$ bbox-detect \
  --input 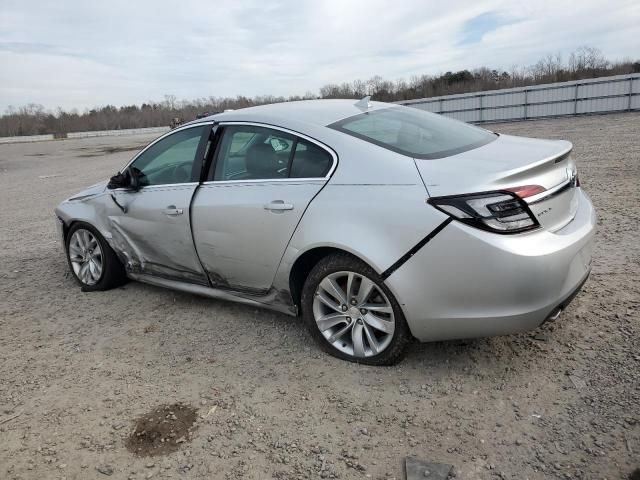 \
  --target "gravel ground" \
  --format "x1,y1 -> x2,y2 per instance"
0,113 -> 638,480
